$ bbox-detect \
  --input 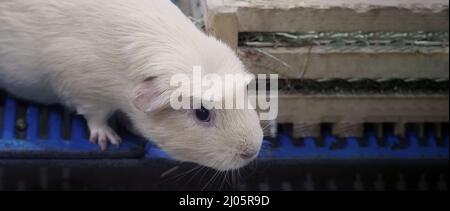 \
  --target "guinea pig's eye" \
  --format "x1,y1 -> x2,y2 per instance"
195,106 -> 211,122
